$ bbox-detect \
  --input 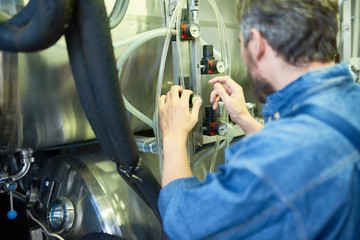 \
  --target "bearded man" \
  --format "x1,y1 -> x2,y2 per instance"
158,0 -> 360,239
